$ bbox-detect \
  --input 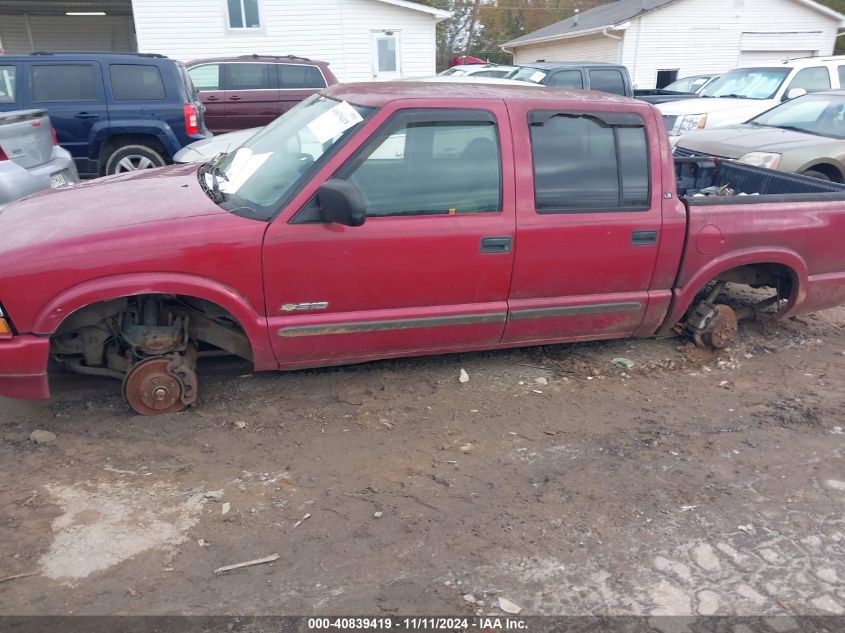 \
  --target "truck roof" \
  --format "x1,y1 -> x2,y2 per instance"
323,81 -> 638,108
